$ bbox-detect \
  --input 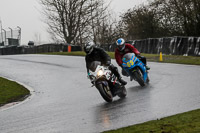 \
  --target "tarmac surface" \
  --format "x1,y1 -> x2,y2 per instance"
0,54 -> 200,133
